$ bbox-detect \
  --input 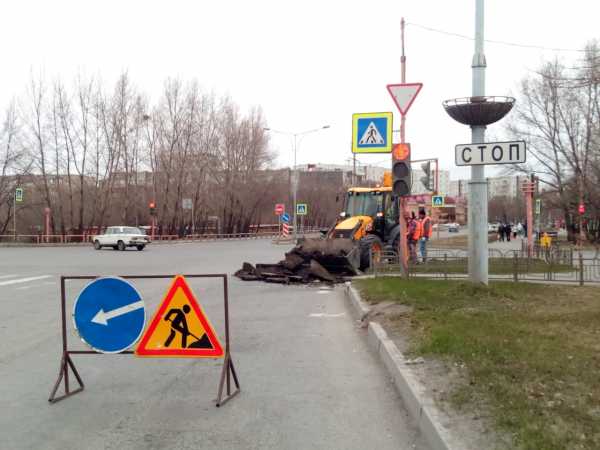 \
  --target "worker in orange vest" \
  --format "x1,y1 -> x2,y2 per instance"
418,209 -> 432,263
406,212 -> 420,264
